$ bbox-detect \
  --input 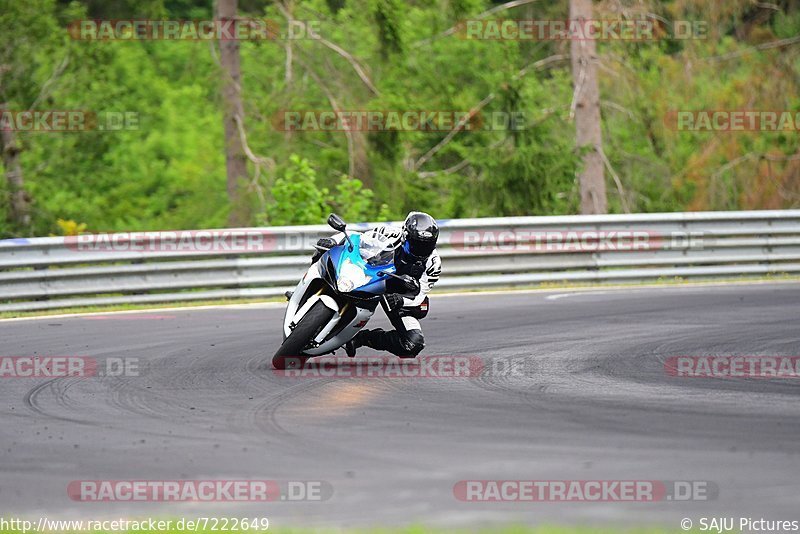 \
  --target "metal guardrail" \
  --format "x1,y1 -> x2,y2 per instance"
1,210 -> 799,312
